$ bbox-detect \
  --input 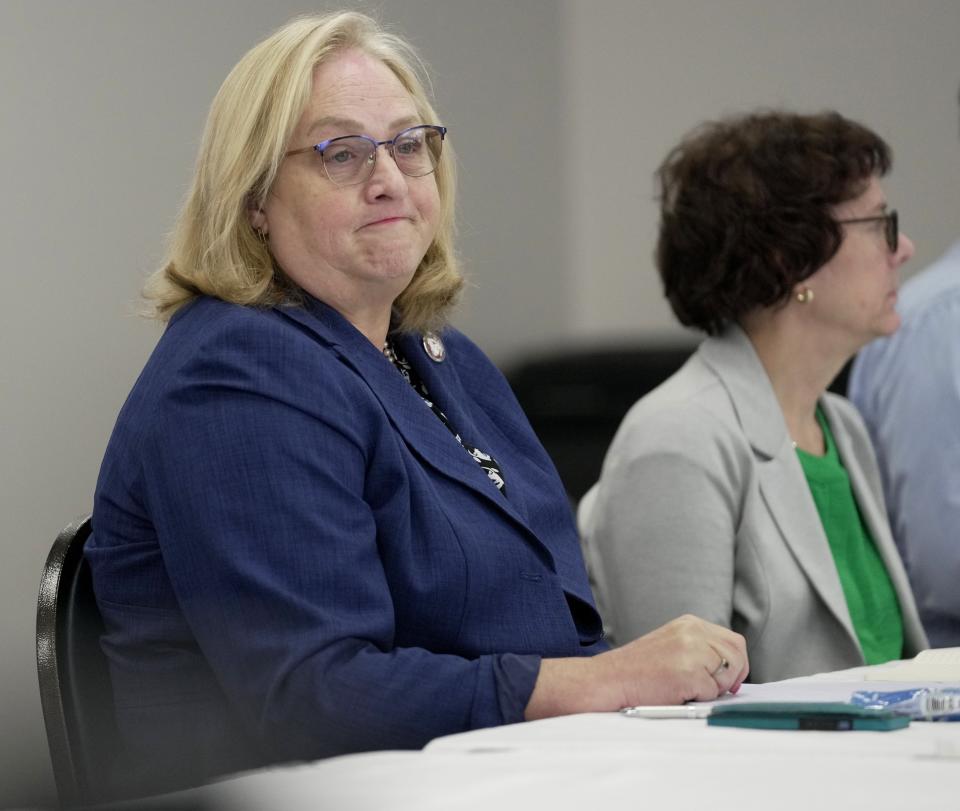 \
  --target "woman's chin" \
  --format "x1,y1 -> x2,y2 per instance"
877,311 -> 902,337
